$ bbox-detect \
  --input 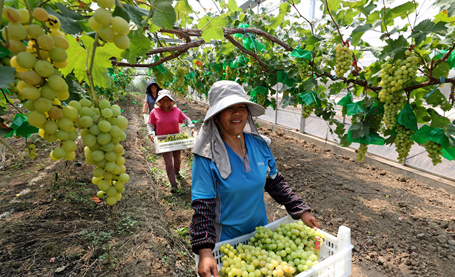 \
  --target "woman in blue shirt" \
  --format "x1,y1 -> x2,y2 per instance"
190,81 -> 319,277
142,81 -> 161,115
